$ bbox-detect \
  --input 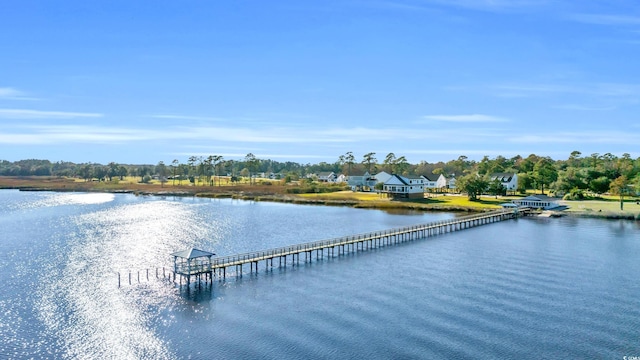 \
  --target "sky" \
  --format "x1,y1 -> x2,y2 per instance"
1,0 -> 639,165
